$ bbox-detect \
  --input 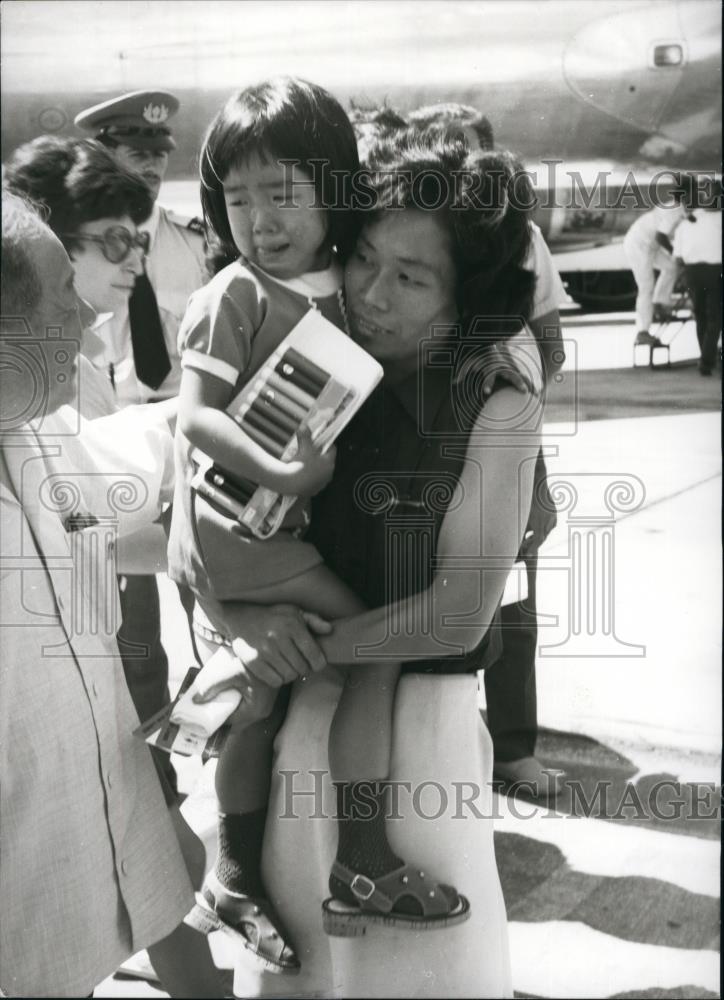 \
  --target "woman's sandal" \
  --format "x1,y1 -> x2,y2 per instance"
184,871 -> 300,975
322,859 -> 471,937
